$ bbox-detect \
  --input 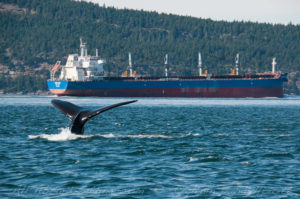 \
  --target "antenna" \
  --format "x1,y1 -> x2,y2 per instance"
235,53 -> 239,75
272,57 -> 276,73
198,52 -> 202,76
